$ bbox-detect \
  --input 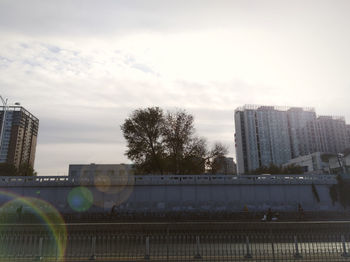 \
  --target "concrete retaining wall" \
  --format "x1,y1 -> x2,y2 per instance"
0,174 -> 342,213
